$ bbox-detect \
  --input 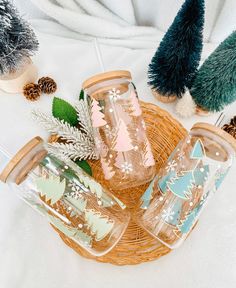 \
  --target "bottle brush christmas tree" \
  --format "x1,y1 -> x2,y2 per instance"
190,31 -> 236,112
148,0 -> 205,102
0,0 -> 38,76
